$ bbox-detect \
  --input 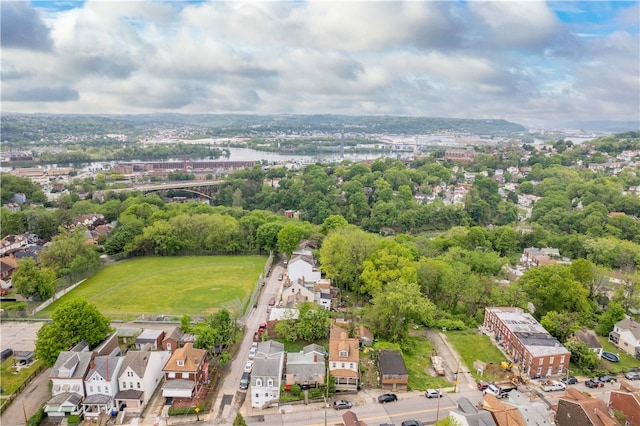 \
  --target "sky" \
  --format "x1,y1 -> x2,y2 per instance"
1,0 -> 639,129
